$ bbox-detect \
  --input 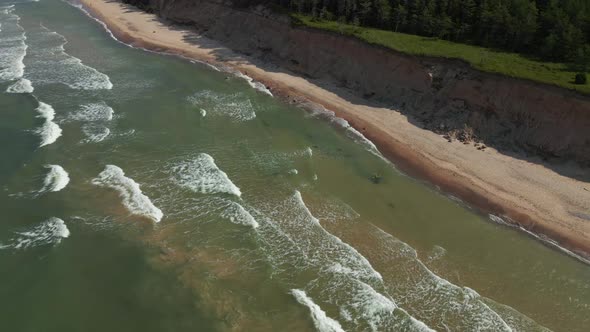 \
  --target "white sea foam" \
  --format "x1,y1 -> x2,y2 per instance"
81,124 -> 110,143
69,102 -> 114,122
172,153 -> 241,197
489,214 -> 508,225
294,190 -> 382,281
489,214 -> 590,265
307,104 -> 387,162
6,77 -> 33,93
92,165 -> 163,222
350,281 -> 397,325
0,217 -> 69,250
291,289 -> 345,332
367,225 -> 536,331
251,147 -> 314,174
254,191 -> 432,331
0,8 -> 27,82
67,2 -> 120,43
234,71 -> 273,96
39,165 -> 70,193
35,102 -> 62,147
24,25 -> 112,90
220,201 -> 259,228
426,245 -> 447,262
188,90 -> 256,122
